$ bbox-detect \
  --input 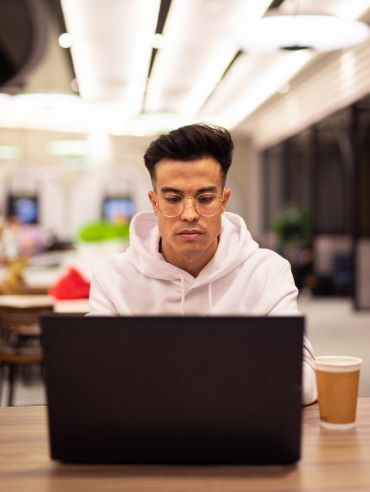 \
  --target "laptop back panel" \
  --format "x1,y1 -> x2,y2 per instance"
41,315 -> 304,464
